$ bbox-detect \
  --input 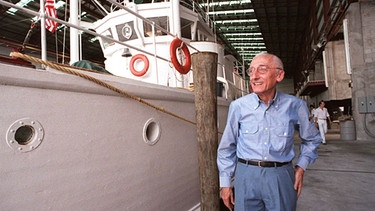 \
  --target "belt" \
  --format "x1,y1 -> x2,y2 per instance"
318,118 -> 326,120
238,158 -> 291,167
